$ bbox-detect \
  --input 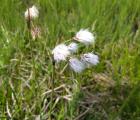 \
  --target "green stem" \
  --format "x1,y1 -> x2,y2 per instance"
49,58 -> 55,119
